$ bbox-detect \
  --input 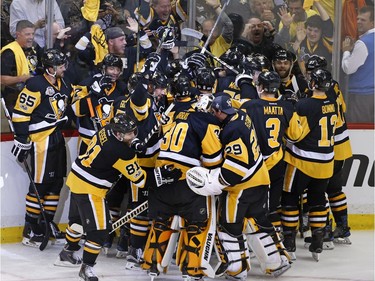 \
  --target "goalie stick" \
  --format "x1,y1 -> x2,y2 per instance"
110,200 -> 148,233
1,97 -> 50,251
